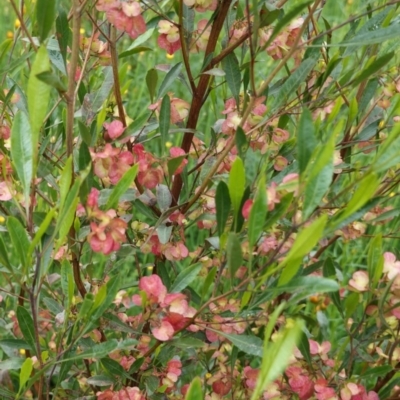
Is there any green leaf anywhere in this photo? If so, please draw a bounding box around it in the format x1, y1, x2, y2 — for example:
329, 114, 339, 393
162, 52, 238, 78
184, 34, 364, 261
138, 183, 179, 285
159, 95, 171, 149
90, 275, 121, 321
202, 266, 217, 299
119, 46, 153, 58
16, 307, 37, 356
185, 377, 203, 400
235, 126, 249, 160
0, 234, 12, 271
28, 45, 51, 174
11, 111, 33, 205
106, 164, 138, 209
83, 67, 114, 124
272, 57, 318, 112
202, 67, 225, 77
146, 68, 158, 102
334, 173, 379, 225
297, 108, 316, 175
55, 7, 69, 65
228, 158, 245, 218
168, 155, 186, 177
7, 217, 30, 271
303, 162, 333, 220
251, 319, 304, 400
368, 233, 383, 289
156, 224, 173, 244
171, 337, 205, 349
121, 112, 151, 140
55, 178, 81, 243
275, 276, 340, 295
278, 215, 327, 285
86, 375, 115, 386
215, 332, 263, 357
215, 181, 231, 237
170, 263, 202, 293
61, 260, 74, 310
352, 52, 395, 87
226, 233, 243, 281
19, 358, 33, 393
297, 332, 312, 365
59, 156, 72, 211
158, 63, 182, 99
36, 0, 55, 42
77, 293, 94, 320
222, 52, 241, 105
373, 123, 400, 173
65, 340, 119, 362
156, 184, 172, 212
0, 339, 31, 351
27, 208, 56, 260
341, 23, 400, 47
265, 192, 292, 230
248, 175, 267, 248
35, 70, 67, 92
101, 357, 132, 380
0, 358, 24, 370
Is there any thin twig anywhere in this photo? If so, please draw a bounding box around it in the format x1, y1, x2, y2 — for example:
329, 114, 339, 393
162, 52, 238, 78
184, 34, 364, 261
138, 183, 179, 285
9, 0, 37, 51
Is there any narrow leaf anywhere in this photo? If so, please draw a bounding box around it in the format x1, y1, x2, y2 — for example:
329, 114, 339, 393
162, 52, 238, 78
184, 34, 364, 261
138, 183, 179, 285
235, 126, 249, 160
185, 377, 203, 400
303, 162, 333, 220
158, 63, 182, 99
168, 155, 186, 177
222, 52, 241, 105
7, 217, 30, 271
146, 68, 158, 102
16, 307, 37, 356
106, 164, 138, 209
202, 68, 225, 76
159, 95, 171, 149
28, 45, 51, 174
66, 340, 119, 361
352, 52, 395, 87
56, 178, 81, 243
61, 260, 74, 310
170, 263, 202, 293
341, 23, 400, 47
156, 224, 173, 244
35, 70, 67, 92
228, 158, 245, 217
55, 7, 69, 64
251, 319, 304, 399
215, 181, 231, 237
101, 358, 132, 381
297, 108, 316, 174
27, 208, 56, 260
19, 357, 33, 392
90, 275, 121, 321
248, 175, 267, 248
272, 57, 317, 111
0, 234, 12, 271
227, 233, 243, 280
335, 173, 379, 225
36, 0, 55, 41
11, 111, 33, 204
214, 332, 263, 357
156, 184, 172, 212
278, 215, 327, 285
367, 233, 383, 289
